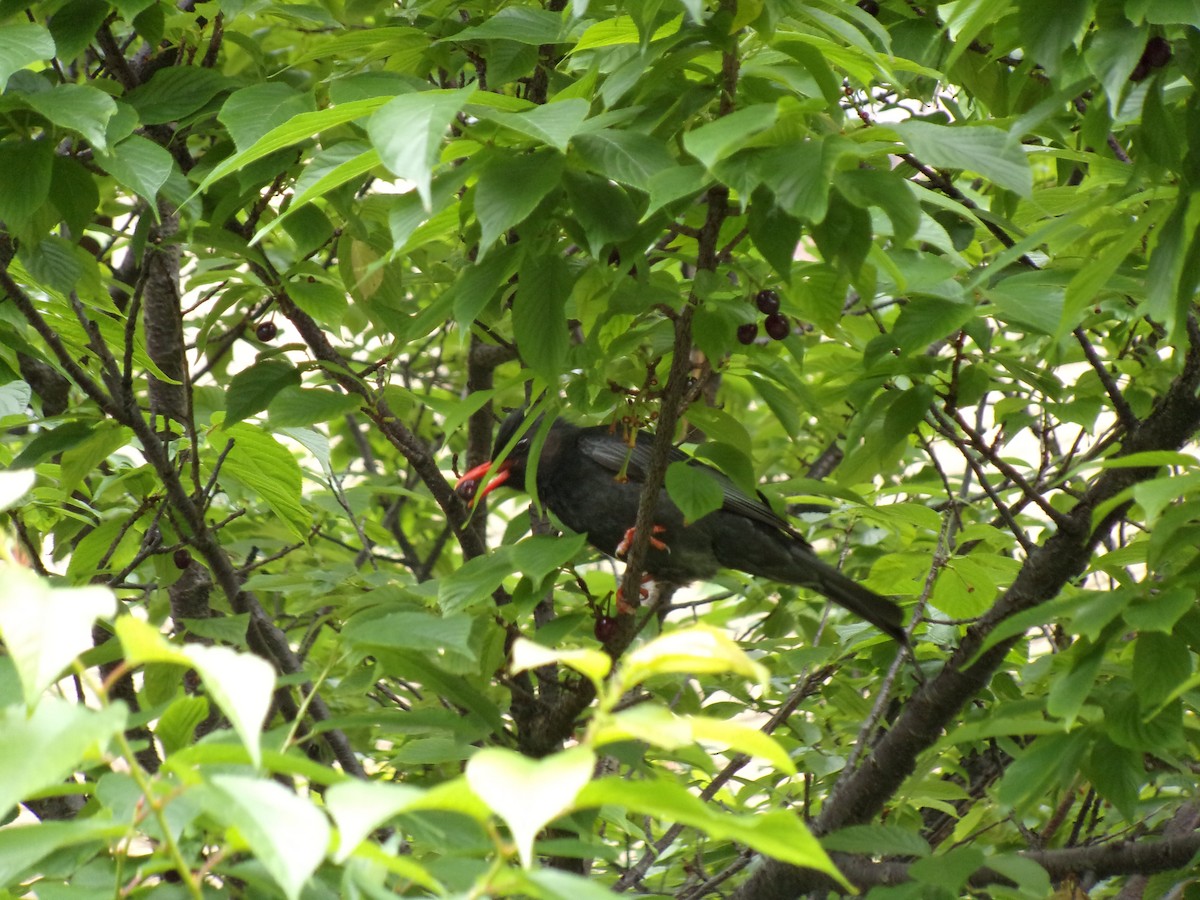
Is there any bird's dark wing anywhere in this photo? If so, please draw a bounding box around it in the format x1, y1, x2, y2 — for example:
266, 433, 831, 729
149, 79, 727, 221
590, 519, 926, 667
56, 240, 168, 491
576, 428, 795, 533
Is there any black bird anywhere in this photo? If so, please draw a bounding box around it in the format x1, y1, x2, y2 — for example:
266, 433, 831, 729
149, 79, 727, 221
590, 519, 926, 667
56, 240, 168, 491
456, 412, 906, 643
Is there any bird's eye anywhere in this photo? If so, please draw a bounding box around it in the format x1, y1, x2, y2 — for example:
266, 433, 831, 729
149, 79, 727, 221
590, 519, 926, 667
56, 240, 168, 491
515, 436, 530, 450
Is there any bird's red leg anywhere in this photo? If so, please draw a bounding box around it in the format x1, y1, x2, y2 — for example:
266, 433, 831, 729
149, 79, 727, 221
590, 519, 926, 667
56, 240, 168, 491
615, 524, 668, 557
613, 525, 667, 611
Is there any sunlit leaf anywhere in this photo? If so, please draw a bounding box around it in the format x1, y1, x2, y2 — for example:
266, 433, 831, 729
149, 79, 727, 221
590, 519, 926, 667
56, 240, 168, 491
466, 746, 595, 868
0, 700, 127, 818
205, 775, 331, 900
0, 567, 115, 706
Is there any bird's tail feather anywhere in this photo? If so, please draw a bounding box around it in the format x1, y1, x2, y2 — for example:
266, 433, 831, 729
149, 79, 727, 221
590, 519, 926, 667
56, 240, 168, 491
793, 552, 907, 644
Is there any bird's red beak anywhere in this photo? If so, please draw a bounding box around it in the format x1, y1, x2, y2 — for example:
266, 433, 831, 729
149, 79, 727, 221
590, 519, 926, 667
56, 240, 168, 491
455, 459, 512, 503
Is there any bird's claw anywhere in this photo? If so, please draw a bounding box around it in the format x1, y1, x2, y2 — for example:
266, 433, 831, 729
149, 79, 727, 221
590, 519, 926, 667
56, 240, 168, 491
615, 524, 669, 558
615, 574, 654, 613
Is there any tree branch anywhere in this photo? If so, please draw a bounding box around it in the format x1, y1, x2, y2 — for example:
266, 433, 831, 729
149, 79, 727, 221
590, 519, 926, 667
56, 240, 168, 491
829, 830, 1200, 890
732, 321, 1200, 898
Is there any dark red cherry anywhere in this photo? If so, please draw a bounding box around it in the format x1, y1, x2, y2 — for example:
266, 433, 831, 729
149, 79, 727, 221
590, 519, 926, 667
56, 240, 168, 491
755, 289, 781, 315
256, 321, 278, 341
736, 322, 759, 345
764, 313, 790, 340
1143, 36, 1171, 69
594, 615, 619, 641
173, 549, 191, 570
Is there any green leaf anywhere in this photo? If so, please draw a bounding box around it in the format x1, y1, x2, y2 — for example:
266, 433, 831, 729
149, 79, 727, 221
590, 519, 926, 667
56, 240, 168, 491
810, 189, 872, 273
572, 13, 681, 52
0, 24, 55, 92
0, 567, 116, 706
897, 121, 1032, 196
1145, 197, 1189, 332
155, 695, 210, 757
510, 638, 613, 687
115, 616, 189, 667
325, 780, 426, 864
254, 143, 379, 246
748, 192, 802, 281
882, 383, 934, 455
664, 461, 725, 524
692, 441, 756, 496
757, 139, 831, 222
986, 271, 1067, 336
448, 242, 521, 328
438, 549, 515, 614
932, 555, 996, 619
823, 824, 932, 858
0, 699, 127, 818
267, 385, 361, 428
476, 151, 565, 253
220, 423, 312, 541
466, 746, 595, 868
24, 235, 85, 293
1085, 23, 1145, 114
523, 869, 639, 900
197, 96, 390, 191
836, 168, 920, 246
218, 83, 317, 153
0, 380, 30, 421
622, 625, 769, 689
683, 104, 778, 171
0, 470, 34, 512
1133, 632, 1192, 711
290, 25, 425, 66
887, 297, 976, 353
49, 155, 100, 238
369, 87, 475, 209
225, 359, 302, 426
448, 8, 568, 44
65, 516, 129, 581
0, 139, 52, 229
9, 418, 99, 469
511, 532, 589, 582
179, 613, 250, 645
595, 705, 797, 774
1065, 201, 1156, 331
573, 129, 675, 191
95, 134, 174, 204
908, 848, 986, 893
117, 617, 275, 767
996, 733, 1087, 810
563, 171, 638, 255
204, 775, 332, 900
23, 84, 117, 151
1082, 737, 1142, 821
343, 610, 478, 670
984, 855, 1052, 896
474, 98, 590, 153
1017, 0, 1089, 75
513, 250, 574, 384
1046, 639, 1105, 727
576, 777, 847, 885
0, 820, 124, 886
745, 372, 801, 437
1123, 588, 1196, 633
1131, 471, 1200, 525
124, 65, 231, 124
1107, 693, 1183, 752
45, 0, 109, 62
644, 163, 709, 220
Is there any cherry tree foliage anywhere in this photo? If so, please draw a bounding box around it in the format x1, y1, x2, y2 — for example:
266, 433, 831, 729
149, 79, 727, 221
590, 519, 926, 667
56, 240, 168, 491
1, 1, 1199, 897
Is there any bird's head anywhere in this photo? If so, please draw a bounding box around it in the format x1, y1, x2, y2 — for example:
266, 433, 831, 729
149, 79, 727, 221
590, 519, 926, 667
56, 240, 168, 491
455, 410, 543, 502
